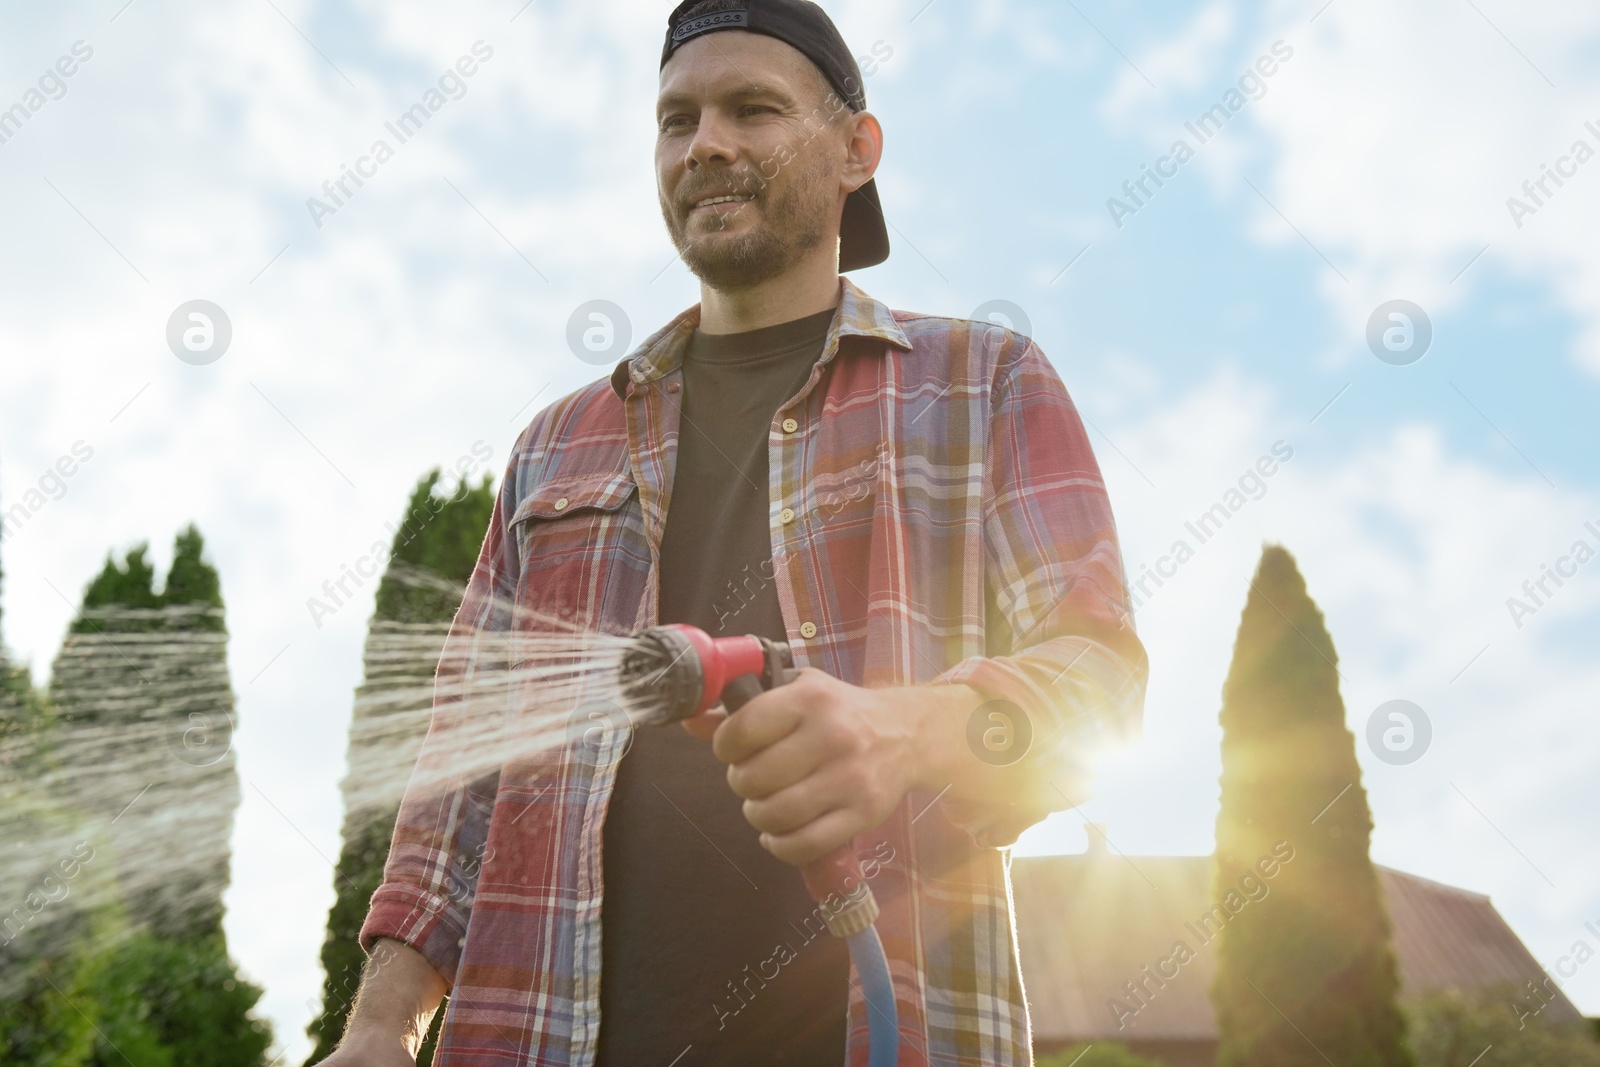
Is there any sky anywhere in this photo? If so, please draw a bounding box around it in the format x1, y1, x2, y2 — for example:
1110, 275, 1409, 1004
2, 0, 1598, 1061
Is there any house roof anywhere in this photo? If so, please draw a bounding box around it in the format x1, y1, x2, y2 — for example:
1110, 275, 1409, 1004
1010, 851, 1582, 1044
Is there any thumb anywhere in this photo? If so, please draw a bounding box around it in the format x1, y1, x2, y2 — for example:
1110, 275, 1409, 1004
680, 707, 727, 743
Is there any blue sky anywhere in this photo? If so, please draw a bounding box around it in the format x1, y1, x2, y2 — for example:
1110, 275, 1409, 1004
2, 0, 1598, 1060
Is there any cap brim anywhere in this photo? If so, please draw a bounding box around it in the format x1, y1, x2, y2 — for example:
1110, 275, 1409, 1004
839, 178, 890, 272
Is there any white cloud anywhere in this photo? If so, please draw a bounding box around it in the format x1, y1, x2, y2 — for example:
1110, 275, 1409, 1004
1250, 0, 1600, 370
1102, 0, 1240, 118
1096, 0, 1600, 371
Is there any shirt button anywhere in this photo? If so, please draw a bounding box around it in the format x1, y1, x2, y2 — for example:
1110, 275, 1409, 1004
554, 498, 569, 511
799, 621, 818, 640
668, 382, 680, 393
780, 507, 796, 524
781, 417, 799, 434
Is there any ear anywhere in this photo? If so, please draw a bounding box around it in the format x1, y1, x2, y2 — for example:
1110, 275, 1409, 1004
841, 110, 883, 195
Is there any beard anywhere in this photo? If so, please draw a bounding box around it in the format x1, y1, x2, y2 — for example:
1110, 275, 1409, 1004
660, 155, 835, 292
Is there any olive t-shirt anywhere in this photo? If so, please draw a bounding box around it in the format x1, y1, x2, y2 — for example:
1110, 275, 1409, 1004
596, 307, 850, 1066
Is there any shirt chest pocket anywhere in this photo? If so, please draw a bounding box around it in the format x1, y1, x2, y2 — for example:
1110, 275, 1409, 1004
510, 472, 645, 626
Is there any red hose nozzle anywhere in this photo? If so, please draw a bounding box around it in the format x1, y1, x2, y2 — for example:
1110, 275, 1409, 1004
620, 623, 789, 723
620, 624, 881, 938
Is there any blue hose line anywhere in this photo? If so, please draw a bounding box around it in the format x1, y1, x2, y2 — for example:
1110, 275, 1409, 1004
846, 925, 899, 1067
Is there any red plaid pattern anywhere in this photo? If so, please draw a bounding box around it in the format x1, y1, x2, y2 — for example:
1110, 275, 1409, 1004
360, 279, 1147, 1066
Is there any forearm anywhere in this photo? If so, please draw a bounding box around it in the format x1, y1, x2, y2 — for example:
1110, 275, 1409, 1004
898, 682, 1062, 810
903, 632, 1146, 845
340, 938, 448, 1055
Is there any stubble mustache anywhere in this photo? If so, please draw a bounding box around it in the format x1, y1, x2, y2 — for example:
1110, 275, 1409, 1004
675, 170, 769, 220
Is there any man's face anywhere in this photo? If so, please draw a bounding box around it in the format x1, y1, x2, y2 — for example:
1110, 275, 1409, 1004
656, 31, 851, 292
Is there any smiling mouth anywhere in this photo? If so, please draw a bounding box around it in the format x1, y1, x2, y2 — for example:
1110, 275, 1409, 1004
689, 193, 757, 213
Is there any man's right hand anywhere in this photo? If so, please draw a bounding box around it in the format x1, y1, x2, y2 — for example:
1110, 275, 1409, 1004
318, 938, 448, 1066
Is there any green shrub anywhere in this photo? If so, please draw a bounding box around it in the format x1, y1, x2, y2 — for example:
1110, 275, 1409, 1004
1, 916, 271, 1067
83, 928, 272, 1067
1409, 984, 1600, 1067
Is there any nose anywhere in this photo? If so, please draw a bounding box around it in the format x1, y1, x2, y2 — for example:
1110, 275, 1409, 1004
684, 107, 738, 173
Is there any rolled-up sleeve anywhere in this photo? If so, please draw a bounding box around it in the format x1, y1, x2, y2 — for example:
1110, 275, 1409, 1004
936, 338, 1148, 848
357, 462, 523, 986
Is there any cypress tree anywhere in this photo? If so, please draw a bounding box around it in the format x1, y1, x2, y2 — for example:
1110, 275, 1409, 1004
164, 525, 227, 630
1210, 545, 1412, 1067
72, 543, 163, 626
50, 526, 239, 935
3, 524, 268, 1065
305, 470, 494, 1066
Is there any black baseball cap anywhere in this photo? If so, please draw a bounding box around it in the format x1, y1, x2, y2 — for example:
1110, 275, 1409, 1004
660, 0, 890, 272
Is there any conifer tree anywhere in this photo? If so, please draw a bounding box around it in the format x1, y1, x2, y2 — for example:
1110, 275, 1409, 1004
164, 525, 227, 631
1211, 545, 1412, 1067
305, 470, 494, 1066
72, 543, 162, 626
3, 524, 269, 1065
50, 525, 238, 936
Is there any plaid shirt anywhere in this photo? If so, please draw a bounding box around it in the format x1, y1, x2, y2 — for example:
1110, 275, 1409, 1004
361, 278, 1147, 1066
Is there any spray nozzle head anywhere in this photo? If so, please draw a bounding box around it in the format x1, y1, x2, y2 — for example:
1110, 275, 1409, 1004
619, 624, 790, 724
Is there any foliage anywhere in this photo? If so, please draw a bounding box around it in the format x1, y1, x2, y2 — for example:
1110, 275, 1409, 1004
305, 469, 493, 1065
1036, 1042, 1167, 1067
82, 928, 273, 1067
372, 471, 495, 624
161, 525, 226, 626
71, 525, 225, 634
73, 544, 162, 630
0, 950, 99, 1067
0, 915, 272, 1067
1210, 546, 1413, 1067
1, 522, 267, 1063
50, 526, 237, 937
0, 660, 54, 777
1408, 984, 1600, 1067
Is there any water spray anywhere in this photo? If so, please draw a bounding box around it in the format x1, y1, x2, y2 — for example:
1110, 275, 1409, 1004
7, 561, 901, 1060
619, 623, 901, 1067
354, 614, 901, 1061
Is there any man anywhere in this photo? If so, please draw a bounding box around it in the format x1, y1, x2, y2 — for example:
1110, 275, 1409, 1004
324, 2, 1146, 1064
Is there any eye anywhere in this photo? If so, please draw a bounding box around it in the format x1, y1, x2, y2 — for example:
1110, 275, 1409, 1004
659, 114, 693, 133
